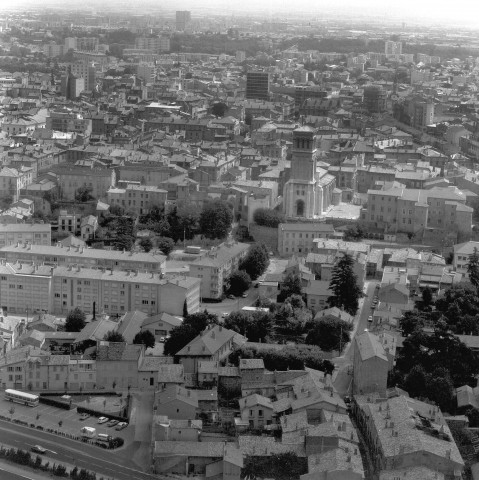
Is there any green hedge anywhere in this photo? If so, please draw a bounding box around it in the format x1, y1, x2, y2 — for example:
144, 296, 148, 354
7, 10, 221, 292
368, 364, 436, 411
38, 396, 72, 410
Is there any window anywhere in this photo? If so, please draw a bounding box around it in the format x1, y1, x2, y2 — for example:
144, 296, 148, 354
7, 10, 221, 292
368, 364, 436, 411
142, 300, 149, 305
258, 409, 263, 417
135, 285, 140, 289
55, 293, 60, 298
0, 276, 5, 280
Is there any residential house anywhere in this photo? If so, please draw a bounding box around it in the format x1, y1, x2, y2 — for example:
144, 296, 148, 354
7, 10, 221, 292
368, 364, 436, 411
0, 223, 51, 247
140, 312, 183, 343
176, 325, 246, 374
239, 393, 275, 428
156, 385, 199, 420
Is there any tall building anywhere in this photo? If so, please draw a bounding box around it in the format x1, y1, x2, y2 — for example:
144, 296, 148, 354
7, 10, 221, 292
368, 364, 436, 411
363, 85, 387, 113
283, 127, 336, 219
135, 36, 170, 53
245, 71, 270, 101
60, 74, 85, 100
385, 40, 402, 55
175, 11, 191, 31
70, 61, 96, 91
405, 96, 434, 128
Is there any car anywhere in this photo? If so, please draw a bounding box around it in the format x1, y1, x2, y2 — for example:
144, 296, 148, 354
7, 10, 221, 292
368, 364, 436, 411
97, 417, 109, 424
227, 294, 235, 299
79, 413, 90, 421
254, 283, 259, 288
368, 315, 373, 323
159, 336, 165, 343
107, 419, 119, 427
31, 445, 46, 454
115, 422, 128, 431
241, 292, 248, 298
221, 312, 229, 318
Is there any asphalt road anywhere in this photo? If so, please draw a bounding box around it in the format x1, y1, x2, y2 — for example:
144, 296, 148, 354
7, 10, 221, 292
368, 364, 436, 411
333, 280, 379, 395
200, 288, 258, 317
0, 421, 157, 480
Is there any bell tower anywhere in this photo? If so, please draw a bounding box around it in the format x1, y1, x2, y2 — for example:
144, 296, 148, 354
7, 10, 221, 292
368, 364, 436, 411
290, 126, 317, 181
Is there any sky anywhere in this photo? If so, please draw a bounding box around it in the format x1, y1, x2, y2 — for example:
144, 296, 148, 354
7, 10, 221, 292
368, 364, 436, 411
1, 0, 479, 27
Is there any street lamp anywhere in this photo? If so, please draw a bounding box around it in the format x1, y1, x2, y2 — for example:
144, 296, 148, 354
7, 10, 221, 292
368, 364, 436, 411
25, 307, 29, 324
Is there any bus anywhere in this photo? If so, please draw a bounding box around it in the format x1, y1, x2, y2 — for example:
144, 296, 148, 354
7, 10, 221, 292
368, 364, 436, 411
96, 434, 112, 443
4, 389, 39, 407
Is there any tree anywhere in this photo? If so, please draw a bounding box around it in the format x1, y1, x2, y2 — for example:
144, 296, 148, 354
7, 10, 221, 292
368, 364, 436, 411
305, 316, 353, 352
156, 237, 175, 255
199, 199, 233, 239
399, 311, 425, 336
277, 272, 303, 303
164, 310, 218, 356
224, 310, 273, 342
421, 286, 433, 308
240, 243, 269, 280
133, 330, 155, 349
211, 102, 227, 117
75, 185, 93, 202
103, 330, 125, 342
167, 204, 200, 243
468, 247, 479, 288
327, 253, 362, 315
65, 307, 86, 332
253, 208, 285, 228
228, 270, 252, 296
403, 365, 428, 398
139, 238, 153, 252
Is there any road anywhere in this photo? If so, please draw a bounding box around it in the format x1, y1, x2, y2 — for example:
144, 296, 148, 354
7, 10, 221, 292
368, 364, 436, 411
200, 288, 258, 317
333, 280, 379, 396
0, 421, 158, 480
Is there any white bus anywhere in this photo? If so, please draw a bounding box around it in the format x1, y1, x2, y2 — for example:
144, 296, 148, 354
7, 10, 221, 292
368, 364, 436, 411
4, 389, 39, 407
96, 434, 112, 443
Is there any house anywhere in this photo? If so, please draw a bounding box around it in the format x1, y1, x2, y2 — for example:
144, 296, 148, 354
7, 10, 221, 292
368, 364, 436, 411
73, 319, 119, 345
153, 441, 243, 479
352, 331, 389, 396
18, 329, 45, 349
239, 393, 275, 428
198, 361, 219, 388
314, 307, 353, 324
153, 416, 202, 441
453, 241, 479, 277
140, 312, 183, 342
304, 280, 332, 313
95, 342, 144, 389
377, 283, 410, 306
156, 385, 199, 420
80, 215, 98, 241
158, 364, 186, 390
176, 325, 246, 374
138, 356, 174, 390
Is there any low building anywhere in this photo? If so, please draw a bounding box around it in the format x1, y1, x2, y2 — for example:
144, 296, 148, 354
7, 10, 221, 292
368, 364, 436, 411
140, 312, 182, 342
0, 224, 51, 247
106, 184, 167, 216
277, 222, 339, 256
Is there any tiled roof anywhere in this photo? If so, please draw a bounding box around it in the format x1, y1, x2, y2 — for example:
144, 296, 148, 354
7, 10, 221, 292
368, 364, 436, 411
96, 342, 143, 361
239, 358, 264, 370
176, 325, 246, 357
157, 364, 185, 383
355, 331, 388, 362
74, 319, 119, 344
116, 311, 148, 343
157, 385, 198, 408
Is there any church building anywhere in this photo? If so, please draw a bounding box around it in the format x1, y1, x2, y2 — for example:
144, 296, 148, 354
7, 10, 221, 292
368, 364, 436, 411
283, 126, 336, 219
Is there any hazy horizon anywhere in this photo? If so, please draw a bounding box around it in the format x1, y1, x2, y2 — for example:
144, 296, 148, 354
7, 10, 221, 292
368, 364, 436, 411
1, 0, 479, 28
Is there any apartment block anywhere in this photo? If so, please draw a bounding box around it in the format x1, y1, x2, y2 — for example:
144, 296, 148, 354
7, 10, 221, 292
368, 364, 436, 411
0, 244, 166, 272
363, 186, 472, 236
453, 241, 479, 276
189, 241, 250, 300
0, 224, 51, 247
0, 262, 200, 317
107, 184, 167, 216
46, 109, 92, 134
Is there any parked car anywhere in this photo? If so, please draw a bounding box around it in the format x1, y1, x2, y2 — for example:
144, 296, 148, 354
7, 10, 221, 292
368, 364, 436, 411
241, 292, 248, 298
115, 422, 128, 431
227, 294, 235, 299
31, 445, 46, 454
79, 413, 90, 421
97, 417, 109, 424
159, 336, 165, 343
221, 312, 229, 318
368, 315, 373, 323
107, 419, 119, 427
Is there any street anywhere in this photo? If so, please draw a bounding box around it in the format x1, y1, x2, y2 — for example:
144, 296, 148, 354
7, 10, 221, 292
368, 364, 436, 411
332, 280, 379, 396
200, 288, 258, 317
0, 421, 157, 480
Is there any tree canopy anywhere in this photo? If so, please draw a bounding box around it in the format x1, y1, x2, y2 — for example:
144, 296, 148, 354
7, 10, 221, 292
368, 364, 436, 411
227, 269, 252, 296
467, 248, 479, 289
305, 316, 353, 352
327, 253, 362, 315
253, 208, 285, 228
239, 243, 269, 280
103, 331, 125, 342
199, 199, 233, 239
133, 330, 155, 349
277, 272, 303, 303
65, 308, 86, 332
223, 310, 273, 342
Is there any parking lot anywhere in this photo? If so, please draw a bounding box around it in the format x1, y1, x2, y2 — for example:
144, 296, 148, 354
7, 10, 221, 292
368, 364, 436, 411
0, 396, 134, 445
